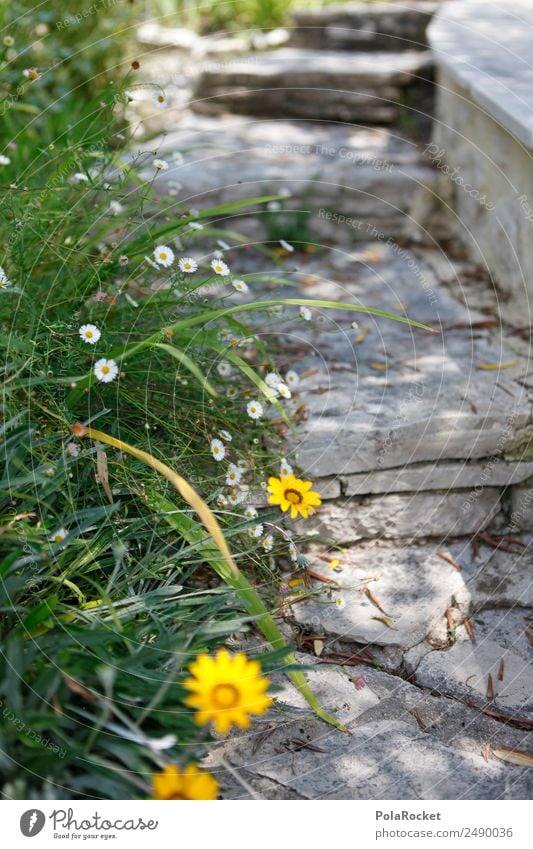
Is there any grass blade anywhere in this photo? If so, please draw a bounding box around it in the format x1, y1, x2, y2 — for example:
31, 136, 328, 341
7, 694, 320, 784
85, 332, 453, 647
76, 424, 347, 732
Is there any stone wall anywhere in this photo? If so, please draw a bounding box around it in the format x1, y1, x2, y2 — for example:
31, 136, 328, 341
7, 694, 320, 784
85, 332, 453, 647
428, 0, 533, 324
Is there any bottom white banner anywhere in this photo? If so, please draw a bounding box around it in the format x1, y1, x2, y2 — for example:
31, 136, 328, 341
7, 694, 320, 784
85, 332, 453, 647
2, 799, 531, 848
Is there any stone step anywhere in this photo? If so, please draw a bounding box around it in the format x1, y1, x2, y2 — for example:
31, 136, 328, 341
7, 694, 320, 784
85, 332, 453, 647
300, 489, 504, 545
270, 246, 532, 489
148, 114, 453, 243
289, 1, 438, 51
290, 538, 533, 662
192, 48, 433, 123
206, 647, 533, 798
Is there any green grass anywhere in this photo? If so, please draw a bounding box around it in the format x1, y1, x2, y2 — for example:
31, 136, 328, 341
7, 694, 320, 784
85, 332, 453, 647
0, 0, 431, 799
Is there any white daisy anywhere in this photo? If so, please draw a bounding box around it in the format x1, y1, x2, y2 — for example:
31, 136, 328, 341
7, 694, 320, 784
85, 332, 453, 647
153, 92, 168, 109
66, 442, 80, 458
265, 372, 281, 388
216, 361, 232, 378
299, 306, 312, 321
232, 279, 248, 293
227, 489, 245, 506
244, 505, 258, 519
23, 67, 40, 81
227, 386, 238, 399
249, 523, 264, 539
262, 533, 274, 552
79, 324, 101, 345
225, 464, 242, 486
50, 527, 67, 544
246, 400, 263, 420
277, 383, 291, 399
188, 222, 204, 231
210, 259, 230, 276
153, 158, 169, 171
237, 459, 250, 473
3, 36, 14, 47
109, 200, 124, 215
288, 541, 298, 562
219, 429, 232, 442
280, 239, 294, 252
334, 596, 346, 610
72, 172, 89, 183
94, 358, 119, 383
285, 370, 299, 388
153, 244, 175, 267
210, 438, 225, 462
267, 201, 281, 211
351, 321, 359, 330
172, 151, 184, 164
0, 265, 11, 289
178, 257, 197, 273
0, 155, 10, 166
280, 458, 293, 476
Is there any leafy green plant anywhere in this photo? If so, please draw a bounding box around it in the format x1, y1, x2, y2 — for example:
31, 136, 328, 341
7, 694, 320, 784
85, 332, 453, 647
0, 4, 431, 799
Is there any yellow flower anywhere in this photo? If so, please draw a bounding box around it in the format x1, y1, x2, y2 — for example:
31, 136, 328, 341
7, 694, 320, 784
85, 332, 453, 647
183, 649, 271, 734
267, 473, 321, 519
153, 764, 218, 800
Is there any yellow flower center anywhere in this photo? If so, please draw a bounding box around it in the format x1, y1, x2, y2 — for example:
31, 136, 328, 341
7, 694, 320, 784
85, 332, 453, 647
101, 365, 110, 375
211, 683, 240, 709
54, 534, 63, 542
284, 488, 303, 505
86, 331, 93, 338
157, 95, 164, 102
159, 252, 167, 260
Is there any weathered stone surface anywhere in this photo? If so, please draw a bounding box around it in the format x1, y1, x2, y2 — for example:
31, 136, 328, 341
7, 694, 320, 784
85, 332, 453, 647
292, 544, 466, 648
206, 660, 533, 799
448, 542, 533, 611
428, 0, 533, 323
303, 489, 502, 543
509, 485, 533, 531
209, 715, 530, 800
193, 48, 433, 122
280, 247, 532, 477
342, 460, 533, 496
275, 655, 380, 722
416, 608, 533, 719
151, 114, 453, 242
429, 0, 533, 148
290, 2, 437, 51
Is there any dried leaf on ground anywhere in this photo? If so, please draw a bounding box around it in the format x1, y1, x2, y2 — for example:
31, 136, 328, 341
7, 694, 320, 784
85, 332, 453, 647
492, 749, 533, 768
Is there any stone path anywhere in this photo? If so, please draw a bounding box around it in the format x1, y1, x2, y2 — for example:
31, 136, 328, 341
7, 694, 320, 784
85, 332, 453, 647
136, 1, 533, 798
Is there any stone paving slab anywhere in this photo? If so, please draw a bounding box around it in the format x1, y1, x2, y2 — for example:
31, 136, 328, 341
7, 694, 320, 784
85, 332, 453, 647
290, 1, 437, 51
150, 114, 451, 242
206, 659, 533, 799
305, 489, 502, 544
415, 608, 533, 720
341, 460, 533, 495
271, 246, 533, 478
193, 48, 433, 122
447, 541, 533, 612
291, 543, 466, 648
